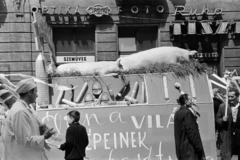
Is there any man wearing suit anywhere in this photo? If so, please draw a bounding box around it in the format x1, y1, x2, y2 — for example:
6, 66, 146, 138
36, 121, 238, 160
229, 88, 240, 159
59, 110, 89, 160
216, 88, 240, 160
174, 93, 206, 160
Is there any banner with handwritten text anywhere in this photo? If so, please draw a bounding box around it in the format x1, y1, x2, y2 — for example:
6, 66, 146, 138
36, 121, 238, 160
37, 104, 217, 160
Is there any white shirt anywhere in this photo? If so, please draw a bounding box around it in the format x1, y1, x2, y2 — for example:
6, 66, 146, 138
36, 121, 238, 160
231, 103, 239, 123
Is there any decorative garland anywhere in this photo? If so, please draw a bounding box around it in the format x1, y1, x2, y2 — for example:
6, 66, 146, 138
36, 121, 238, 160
51, 60, 209, 78
125, 59, 208, 77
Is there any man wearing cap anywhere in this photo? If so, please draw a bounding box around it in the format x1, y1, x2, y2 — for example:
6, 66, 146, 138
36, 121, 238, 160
2, 78, 55, 160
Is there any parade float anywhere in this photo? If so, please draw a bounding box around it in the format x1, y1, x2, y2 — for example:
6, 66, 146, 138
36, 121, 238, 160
2, 0, 240, 159
0, 6, 223, 160
0, 45, 219, 159
0, 40, 220, 159
36, 51, 219, 160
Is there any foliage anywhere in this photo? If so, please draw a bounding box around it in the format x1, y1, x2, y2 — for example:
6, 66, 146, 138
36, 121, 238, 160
50, 60, 209, 78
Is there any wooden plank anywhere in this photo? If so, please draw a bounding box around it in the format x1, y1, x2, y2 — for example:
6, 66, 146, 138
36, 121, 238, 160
0, 63, 10, 72
0, 62, 35, 71
96, 51, 118, 61
0, 42, 50, 52
0, 52, 40, 62
96, 33, 117, 42
224, 57, 240, 67
0, 23, 31, 33
97, 42, 117, 52
0, 33, 32, 42
0, 43, 31, 52
0, 13, 31, 23
224, 48, 240, 58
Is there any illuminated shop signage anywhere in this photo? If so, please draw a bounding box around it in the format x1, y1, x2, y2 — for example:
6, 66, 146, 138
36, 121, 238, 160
173, 6, 223, 16
86, 4, 111, 17
41, 4, 111, 16
129, 5, 165, 14
56, 56, 95, 63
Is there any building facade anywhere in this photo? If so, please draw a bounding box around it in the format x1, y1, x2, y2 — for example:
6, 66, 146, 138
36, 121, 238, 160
1, 0, 240, 81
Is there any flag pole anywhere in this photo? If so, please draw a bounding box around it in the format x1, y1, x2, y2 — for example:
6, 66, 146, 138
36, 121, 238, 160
224, 79, 229, 118
32, 8, 42, 52
224, 71, 234, 118
32, 7, 50, 107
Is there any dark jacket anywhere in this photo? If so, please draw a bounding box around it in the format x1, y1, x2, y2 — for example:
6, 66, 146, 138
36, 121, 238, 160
213, 97, 223, 131
216, 103, 232, 159
174, 106, 205, 160
60, 122, 89, 160
232, 106, 240, 155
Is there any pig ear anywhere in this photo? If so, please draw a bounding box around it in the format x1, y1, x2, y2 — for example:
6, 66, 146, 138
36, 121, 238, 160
116, 58, 123, 69
189, 50, 197, 55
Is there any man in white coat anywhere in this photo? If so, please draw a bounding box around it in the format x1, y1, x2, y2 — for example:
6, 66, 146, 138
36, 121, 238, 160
2, 78, 55, 160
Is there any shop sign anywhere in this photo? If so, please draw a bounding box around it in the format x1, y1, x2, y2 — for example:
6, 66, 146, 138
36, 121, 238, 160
56, 56, 95, 63
173, 6, 223, 16
129, 5, 165, 14
86, 4, 111, 17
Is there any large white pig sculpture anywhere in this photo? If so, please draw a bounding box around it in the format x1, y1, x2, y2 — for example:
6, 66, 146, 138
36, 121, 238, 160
55, 61, 120, 76
54, 46, 197, 76
117, 46, 197, 72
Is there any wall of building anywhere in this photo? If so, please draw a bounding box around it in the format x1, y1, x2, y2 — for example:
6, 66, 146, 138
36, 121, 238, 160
1, 0, 240, 79
0, 0, 34, 81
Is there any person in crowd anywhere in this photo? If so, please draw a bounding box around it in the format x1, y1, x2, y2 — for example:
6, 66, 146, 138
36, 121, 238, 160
228, 88, 240, 159
213, 88, 224, 127
59, 110, 89, 160
2, 78, 55, 160
174, 93, 206, 160
216, 87, 240, 160
212, 88, 224, 149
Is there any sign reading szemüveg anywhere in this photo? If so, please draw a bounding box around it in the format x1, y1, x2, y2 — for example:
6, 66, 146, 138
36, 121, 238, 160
56, 56, 95, 63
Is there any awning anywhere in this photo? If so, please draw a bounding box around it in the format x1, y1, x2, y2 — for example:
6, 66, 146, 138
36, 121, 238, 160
201, 21, 213, 34
188, 21, 196, 34
172, 21, 184, 35
215, 21, 228, 34
235, 21, 240, 33
171, 20, 230, 36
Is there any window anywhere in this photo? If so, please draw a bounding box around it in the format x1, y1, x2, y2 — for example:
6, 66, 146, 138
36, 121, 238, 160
53, 27, 95, 63
118, 26, 157, 56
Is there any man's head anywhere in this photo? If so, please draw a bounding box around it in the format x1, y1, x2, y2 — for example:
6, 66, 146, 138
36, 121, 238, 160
177, 93, 189, 106
67, 110, 80, 124
15, 78, 37, 104
228, 88, 239, 106
0, 85, 17, 109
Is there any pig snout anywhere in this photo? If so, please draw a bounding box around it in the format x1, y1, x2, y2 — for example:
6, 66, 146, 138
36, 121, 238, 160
188, 50, 198, 59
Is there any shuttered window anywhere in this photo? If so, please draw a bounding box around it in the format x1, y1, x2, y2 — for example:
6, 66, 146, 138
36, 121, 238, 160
53, 27, 95, 63
118, 26, 157, 56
